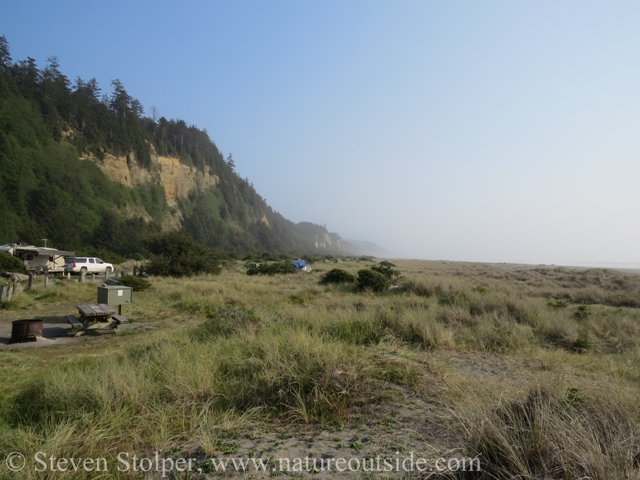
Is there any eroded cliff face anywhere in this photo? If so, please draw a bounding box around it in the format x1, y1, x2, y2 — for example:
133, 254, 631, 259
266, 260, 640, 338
83, 150, 218, 206
315, 233, 346, 251
82, 147, 352, 254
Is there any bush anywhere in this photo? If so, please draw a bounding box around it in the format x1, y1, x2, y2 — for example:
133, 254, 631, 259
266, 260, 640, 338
370, 264, 401, 279
0, 253, 27, 274
246, 262, 298, 276
574, 305, 591, 320
117, 275, 152, 291
357, 269, 390, 292
319, 268, 357, 285
144, 233, 221, 277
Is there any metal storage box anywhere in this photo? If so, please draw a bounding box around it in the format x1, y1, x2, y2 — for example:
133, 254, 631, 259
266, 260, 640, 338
97, 285, 133, 306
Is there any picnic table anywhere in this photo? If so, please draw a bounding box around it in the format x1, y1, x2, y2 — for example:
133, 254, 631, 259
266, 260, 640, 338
66, 303, 126, 336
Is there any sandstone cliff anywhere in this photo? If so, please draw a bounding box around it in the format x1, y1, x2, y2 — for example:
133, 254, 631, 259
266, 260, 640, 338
82, 147, 353, 255
83, 148, 218, 207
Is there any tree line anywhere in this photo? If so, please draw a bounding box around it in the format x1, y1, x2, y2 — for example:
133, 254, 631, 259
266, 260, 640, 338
0, 35, 349, 260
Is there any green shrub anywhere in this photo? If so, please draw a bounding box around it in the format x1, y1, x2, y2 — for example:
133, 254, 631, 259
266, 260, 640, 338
574, 305, 591, 320
573, 333, 592, 353
319, 268, 357, 285
144, 233, 221, 277
246, 262, 298, 276
0, 253, 27, 274
357, 269, 390, 292
370, 264, 402, 279
547, 299, 569, 308
117, 275, 152, 291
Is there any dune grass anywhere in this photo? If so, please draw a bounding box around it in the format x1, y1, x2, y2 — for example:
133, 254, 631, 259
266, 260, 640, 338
0, 260, 639, 479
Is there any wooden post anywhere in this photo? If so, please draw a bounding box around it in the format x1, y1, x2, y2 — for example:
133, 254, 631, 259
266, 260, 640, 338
105, 269, 110, 281
13, 281, 22, 295
66, 272, 71, 280
44, 274, 49, 287
27, 274, 33, 291
0, 286, 12, 303
91, 273, 96, 282
79, 270, 86, 283
133, 265, 137, 277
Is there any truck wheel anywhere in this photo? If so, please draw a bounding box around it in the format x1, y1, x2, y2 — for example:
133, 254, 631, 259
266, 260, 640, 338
80, 267, 87, 273
105, 267, 113, 275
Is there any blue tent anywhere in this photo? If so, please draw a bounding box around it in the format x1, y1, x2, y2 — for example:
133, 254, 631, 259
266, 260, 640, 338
291, 261, 307, 270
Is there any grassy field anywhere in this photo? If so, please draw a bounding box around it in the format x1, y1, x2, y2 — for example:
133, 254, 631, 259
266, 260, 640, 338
1, 259, 639, 479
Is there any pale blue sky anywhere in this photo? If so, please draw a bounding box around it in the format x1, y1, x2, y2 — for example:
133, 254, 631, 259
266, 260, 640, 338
3, 1, 640, 265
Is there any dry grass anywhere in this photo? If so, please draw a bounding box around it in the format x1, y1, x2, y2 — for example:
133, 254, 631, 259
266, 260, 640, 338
1, 260, 639, 479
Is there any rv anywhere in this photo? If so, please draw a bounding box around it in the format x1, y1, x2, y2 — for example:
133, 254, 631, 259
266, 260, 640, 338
0, 243, 76, 274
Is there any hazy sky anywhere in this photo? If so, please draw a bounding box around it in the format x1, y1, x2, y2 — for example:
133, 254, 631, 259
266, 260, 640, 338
3, 1, 640, 265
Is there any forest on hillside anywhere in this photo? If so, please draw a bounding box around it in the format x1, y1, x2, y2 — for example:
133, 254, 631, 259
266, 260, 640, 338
0, 36, 349, 259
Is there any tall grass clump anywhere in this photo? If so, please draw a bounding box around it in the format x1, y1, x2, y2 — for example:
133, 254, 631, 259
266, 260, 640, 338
0, 323, 373, 465
213, 330, 368, 422
458, 385, 640, 479
320, 307, 454, 350
193, 306, 263, 338
402, 279, 445, 297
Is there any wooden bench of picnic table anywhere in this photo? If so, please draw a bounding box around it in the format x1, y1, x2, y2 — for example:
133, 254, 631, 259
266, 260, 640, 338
65, 314, 84, 335
71, 303, 119, 336
111, 314, 129, 324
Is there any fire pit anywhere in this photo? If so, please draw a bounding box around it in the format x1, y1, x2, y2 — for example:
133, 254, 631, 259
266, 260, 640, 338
9, 319, 44, 344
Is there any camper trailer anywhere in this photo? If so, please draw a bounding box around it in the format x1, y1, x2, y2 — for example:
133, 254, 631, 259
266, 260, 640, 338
0, 243, 75, 274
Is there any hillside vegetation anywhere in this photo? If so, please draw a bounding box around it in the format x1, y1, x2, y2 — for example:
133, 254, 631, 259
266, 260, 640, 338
0, 36, 347, 258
